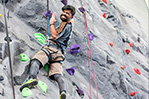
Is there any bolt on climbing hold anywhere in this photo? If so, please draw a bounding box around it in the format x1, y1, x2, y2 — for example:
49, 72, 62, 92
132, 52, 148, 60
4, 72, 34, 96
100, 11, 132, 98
102, 0, 108, 4
88, 33, 94, 41
34, 33, 46, 44
21, 87, 32, 97
78, 7, 85, 13
103, 13, 106, 18
70, 44, 81, 54
121, 65, 126, 70
45, 10, 52, 17
66, 67, 75, 76
20, 53, 29, 62
38, 80, 48, 93
0, 14, 1, 17
76, 88, 84, 98
129, 43, 133, 47
61, 0, 67, 5
125, 49, 130, 54
133, 68, 141, 75
130, 91, 137, 96
109, 43, 113, 47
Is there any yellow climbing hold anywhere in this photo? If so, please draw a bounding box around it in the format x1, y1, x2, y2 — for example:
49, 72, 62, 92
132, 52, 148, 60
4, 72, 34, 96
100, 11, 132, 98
0, 14, 1, 17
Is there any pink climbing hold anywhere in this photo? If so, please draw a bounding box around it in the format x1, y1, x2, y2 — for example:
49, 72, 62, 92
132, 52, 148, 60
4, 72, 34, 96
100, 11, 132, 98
133, 68, 141, 75
125, 49, 130, 54
109, 43, 113, 47
103, 13, 106, 18
102, 0, 107, 4
130, 91, 137, 96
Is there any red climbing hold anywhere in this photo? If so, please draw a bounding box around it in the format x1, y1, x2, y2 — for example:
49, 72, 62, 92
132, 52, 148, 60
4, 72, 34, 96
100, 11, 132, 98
125, 49, 130, 54
130, 91, 137, 96
109, 43, 113, 47
133, 68, 141, 75
121, 65, 126, 70
103, 13, 106, 18
129, 43, 133, 47
102, 0, 107, 4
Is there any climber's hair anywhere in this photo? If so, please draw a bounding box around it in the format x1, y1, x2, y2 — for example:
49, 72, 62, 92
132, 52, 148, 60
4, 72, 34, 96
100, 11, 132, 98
62, 5, 76, 16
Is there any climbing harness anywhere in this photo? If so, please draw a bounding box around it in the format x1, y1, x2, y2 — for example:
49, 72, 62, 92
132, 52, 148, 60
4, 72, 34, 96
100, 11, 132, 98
2, 0, 16, 99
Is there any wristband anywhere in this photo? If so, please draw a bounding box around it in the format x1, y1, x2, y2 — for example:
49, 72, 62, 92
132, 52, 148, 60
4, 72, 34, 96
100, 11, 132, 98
50, 23, 54, 26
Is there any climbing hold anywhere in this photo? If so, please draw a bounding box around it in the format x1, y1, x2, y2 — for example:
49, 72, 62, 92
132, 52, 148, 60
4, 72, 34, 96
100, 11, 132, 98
129, 43, 133, 47
76, 88, 84, 98
0, 75, 4, 81
88, 33, 94, 40
61, 0, 67, 5
109, 43, 113, 47
20, 53, 29, 62
78, 7, 85, 13
103, 13, 106, 18
70, 44, 81, 54
38, 80, 48, 93
102, 0, 107, 4
0, 14, 1, 17
45, 10, 52, 17
44, 64, 49, 73
21, 87, 32, 97
125, 49, 130, 54
34, 33, 46, 44
66, 67, 75, 76
130, 91, 137, 96
121, 65, 126, 70
133, 68, 141, 75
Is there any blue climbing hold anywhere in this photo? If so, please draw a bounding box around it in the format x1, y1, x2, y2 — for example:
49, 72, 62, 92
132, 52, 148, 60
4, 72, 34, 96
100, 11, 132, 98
70, 44, 81, 54
66, 67, 75, 76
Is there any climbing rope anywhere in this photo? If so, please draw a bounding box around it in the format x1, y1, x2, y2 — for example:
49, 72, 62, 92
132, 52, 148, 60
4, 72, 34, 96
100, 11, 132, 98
2, 0, 16, 99
79, 0, 99, 99
47, 0, 50, 37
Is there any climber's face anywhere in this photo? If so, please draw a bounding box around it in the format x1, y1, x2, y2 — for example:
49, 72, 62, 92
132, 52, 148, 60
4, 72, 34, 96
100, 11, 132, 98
60, 10, 73, 22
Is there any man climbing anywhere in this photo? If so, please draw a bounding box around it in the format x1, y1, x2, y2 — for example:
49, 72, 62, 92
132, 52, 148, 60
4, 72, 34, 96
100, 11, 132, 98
20, 5, 76, 99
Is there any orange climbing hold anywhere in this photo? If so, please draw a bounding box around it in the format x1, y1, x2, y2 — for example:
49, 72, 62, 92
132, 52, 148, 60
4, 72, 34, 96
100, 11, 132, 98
130, 91, 137, 96
133, 68, 141, 75
102, 0, 107, 4
125, 49, 130, 54
129, 43, 133, 47
103, 13, 106, 18
121, 65, 126, 70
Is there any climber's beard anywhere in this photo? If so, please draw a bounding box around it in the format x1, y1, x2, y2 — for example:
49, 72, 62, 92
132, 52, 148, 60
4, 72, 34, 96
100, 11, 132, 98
60, 14, 70, 22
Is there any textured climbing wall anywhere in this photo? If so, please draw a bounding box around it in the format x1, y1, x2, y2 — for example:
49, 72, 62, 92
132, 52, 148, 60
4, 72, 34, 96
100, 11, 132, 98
0, 0, 148, 99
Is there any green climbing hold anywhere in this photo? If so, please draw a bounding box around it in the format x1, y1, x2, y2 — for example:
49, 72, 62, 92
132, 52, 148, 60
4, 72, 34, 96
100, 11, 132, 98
20, 53, 29, 62
21, 87, 32, 97
38, 80, 48, 93
44, 64, 49, 73
34, 33, 46, 44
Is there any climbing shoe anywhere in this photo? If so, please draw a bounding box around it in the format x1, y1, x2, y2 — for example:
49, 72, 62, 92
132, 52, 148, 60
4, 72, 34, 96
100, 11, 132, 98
60, 91, 66, 99
20, 79, 38, 92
